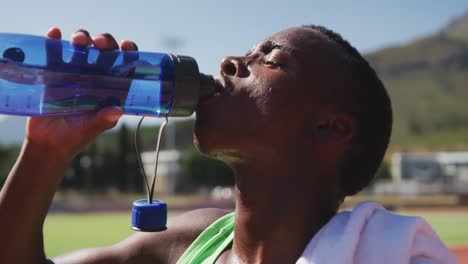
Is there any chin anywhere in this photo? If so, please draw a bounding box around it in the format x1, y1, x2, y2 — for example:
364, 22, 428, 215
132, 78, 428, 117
193, 116, 215, 155
193, 117, 234, 159
192, 133, 205, 154
192, 136, 221, 160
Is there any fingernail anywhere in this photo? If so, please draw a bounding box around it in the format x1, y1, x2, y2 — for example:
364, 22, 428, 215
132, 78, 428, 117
75, 29, 91, 38
47, 27, 62, 39
101, 33, 117, 43
72, 31, 86, 38
71, 32, 89, 46
121, 40, 138, 51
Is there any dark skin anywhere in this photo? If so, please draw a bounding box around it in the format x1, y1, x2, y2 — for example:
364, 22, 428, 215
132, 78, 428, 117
0, 27, 355, 263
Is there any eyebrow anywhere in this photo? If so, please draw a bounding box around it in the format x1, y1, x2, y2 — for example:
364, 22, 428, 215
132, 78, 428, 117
245, 40, 293, 56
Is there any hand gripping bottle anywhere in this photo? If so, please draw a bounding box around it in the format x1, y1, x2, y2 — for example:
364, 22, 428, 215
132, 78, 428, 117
0, 33, 216, 117
0, 33, 217, 232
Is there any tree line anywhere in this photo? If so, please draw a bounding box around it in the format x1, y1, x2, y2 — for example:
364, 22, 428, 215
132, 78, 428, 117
0, 123, 235, 193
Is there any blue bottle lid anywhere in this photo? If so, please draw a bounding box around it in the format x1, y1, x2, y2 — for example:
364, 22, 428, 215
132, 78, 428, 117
131, 199, 167, 232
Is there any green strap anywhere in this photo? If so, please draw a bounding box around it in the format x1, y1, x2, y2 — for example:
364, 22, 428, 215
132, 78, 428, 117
177, 212, 235, 264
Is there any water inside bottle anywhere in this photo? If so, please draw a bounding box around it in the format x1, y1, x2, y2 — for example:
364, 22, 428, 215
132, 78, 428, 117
0, 35, 174, 117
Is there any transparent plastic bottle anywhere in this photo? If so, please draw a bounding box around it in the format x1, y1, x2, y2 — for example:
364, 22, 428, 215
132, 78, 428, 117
0, 33, 215, 117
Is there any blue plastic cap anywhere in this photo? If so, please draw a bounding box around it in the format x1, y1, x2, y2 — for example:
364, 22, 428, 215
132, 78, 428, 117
131, 199, 167, 232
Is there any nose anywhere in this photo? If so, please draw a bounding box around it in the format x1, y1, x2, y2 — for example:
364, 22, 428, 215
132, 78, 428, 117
220, 56, 249, 77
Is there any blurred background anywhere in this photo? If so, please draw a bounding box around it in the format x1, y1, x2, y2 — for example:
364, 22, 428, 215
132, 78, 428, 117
0, 0, 468, 261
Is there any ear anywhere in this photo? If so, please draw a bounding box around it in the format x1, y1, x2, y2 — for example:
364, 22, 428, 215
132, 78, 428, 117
313, 114, 356, 142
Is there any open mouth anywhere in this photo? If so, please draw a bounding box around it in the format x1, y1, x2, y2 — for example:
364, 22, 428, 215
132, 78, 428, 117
197, 77, 225, 107
197, 76, 234, 109
214, 78, 225, 96
214, 76, 235, 96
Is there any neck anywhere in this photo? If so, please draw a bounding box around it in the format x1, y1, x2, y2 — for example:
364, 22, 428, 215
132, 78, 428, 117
224, 149, 339, 264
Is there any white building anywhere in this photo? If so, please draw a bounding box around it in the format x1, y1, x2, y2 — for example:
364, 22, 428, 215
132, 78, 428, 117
385, 151, 468, 194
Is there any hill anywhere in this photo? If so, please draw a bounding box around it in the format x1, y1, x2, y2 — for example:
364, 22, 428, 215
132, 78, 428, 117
366, 11, 468, 149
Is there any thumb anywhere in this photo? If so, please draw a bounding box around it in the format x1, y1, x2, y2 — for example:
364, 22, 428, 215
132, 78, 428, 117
91, 106, 123, 132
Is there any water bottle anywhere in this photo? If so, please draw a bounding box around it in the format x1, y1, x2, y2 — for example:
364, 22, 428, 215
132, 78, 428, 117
0, 33, 216, 117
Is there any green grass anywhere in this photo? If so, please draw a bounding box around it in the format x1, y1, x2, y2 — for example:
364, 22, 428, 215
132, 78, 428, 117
44, 210, 468, 257
400, 210, 468, 247
43, 213, 134, 257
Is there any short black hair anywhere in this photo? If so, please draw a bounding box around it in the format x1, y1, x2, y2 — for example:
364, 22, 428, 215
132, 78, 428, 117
303, 25, 393, 196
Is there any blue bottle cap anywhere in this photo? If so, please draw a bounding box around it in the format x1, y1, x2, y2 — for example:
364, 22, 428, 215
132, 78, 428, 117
131, 199, 167, 232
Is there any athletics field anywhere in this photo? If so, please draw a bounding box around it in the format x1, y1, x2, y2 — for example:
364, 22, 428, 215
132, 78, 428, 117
43, 209, 468, 262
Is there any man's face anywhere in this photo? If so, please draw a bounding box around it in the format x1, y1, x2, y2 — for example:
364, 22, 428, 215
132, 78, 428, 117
194, 27, 344, 156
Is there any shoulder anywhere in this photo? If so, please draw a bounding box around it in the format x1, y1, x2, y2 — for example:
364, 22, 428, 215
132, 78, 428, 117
115, 208, 232, 263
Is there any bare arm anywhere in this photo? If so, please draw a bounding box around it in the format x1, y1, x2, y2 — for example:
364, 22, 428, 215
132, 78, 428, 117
0, 28, 231, 264
0, 141, 72, 263
0, 114, 230, 264
0, 113, 124, 263
0, 27, 127, 264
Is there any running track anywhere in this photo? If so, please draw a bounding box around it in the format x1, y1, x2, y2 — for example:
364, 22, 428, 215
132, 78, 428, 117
451, 246, 468, 263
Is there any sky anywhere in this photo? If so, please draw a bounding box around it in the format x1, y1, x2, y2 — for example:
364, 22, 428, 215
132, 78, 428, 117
0, 0, 467, 125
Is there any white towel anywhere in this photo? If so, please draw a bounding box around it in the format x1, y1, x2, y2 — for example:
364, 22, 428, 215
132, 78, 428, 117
296, 201, 458, 264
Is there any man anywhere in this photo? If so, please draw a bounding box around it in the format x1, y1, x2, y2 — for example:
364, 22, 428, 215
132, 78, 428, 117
0, 26, 456, 263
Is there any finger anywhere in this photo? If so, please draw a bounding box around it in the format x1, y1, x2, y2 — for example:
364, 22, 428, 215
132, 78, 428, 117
93, 33, 119, 51
121, 40, 139, 64
71, 29, 93, 47
46, 27, 63, 66
69, 29, 93, 65
93, 33, 120, 69
87, 106, 123, 135
47, 27, 62, 40
120, 40, 138, 51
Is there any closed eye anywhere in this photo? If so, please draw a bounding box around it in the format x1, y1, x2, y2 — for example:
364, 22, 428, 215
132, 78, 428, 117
263, 60, 284, 68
